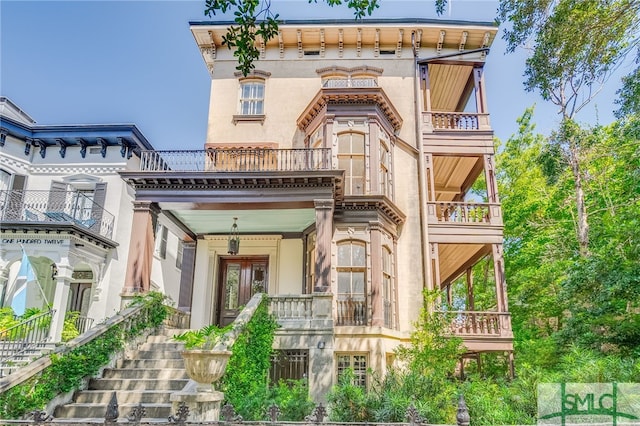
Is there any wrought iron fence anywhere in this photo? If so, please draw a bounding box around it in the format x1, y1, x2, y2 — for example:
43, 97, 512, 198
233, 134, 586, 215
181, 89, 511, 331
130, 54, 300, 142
139, 148, 332, 173
0, 190, 115, 239
0, 309, 54, 378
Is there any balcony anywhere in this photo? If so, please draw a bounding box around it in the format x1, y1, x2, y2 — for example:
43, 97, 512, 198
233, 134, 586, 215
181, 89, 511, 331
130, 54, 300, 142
427, 201, 502, 226
0, 190, 115, 240
139, 148, 332, 172
438, 310, 513, 351
268, 294, 333, 332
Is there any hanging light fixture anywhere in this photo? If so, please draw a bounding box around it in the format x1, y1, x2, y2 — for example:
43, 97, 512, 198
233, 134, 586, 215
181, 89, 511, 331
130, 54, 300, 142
227, 217, 240, 255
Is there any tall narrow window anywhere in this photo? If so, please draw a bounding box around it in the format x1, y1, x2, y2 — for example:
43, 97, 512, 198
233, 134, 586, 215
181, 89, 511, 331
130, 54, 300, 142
337, 241, 366, 325
239, 81, 265, 115
338, 132, 365, 195
382, 246, 394, 328
379, 141, 390, 197
176, 240, 184, 269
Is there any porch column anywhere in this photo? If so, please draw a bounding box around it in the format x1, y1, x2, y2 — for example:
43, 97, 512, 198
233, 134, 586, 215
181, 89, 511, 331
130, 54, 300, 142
419, 64, 433, 132
122, 201, 157, 299
370, 221, 383, 327
313, 199, 334, 293
466, 268, 475, 311
473, 66, 488, 114
49, 260, 72, 343
492, 244, 508, 312
483, 154, 499, 204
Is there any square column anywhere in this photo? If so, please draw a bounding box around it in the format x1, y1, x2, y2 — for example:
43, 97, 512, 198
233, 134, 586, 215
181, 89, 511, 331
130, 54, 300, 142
122, 201, 157, 301
313, 199, 334, 293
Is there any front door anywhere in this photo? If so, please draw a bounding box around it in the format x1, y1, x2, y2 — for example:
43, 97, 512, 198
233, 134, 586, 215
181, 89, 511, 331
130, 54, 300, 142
218, 257, 268, 326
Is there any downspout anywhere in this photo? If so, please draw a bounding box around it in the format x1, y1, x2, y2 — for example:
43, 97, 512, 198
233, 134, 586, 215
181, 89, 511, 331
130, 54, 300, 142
412, 38, 433, 312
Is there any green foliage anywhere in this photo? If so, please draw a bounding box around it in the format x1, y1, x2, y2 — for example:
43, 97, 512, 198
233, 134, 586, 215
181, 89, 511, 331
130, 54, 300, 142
173, 324, 232, 350
328, 292, 465, 424
220, 297, 279, 420
267, 379, 315, 421
498, 0, 640, 118
0, 308, 19, 333
0, 292, 169, 419
61, 311, 80, 342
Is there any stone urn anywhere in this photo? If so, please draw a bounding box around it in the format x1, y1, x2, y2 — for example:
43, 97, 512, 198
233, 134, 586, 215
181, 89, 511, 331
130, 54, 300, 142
181, 349, 232, 393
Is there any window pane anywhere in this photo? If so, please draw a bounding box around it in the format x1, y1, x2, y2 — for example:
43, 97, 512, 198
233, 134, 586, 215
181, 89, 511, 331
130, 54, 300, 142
353, 272, 365, 295
338, 244, 350, 265
338, 272, 351, 294
352, 244, 365, 266
224, 264, 241, 309
351, 134, 365, 154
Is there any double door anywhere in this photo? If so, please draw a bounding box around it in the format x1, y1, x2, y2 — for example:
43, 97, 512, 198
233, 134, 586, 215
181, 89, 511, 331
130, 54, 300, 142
218, 257, 268, 326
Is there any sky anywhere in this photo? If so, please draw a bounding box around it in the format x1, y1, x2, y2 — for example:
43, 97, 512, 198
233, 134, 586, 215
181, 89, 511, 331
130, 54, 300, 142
0, 0, 631, 151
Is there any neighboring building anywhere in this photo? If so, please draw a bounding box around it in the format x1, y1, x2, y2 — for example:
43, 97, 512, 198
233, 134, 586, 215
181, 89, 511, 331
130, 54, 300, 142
118, 18, 513, 401
0, 97, 188, 342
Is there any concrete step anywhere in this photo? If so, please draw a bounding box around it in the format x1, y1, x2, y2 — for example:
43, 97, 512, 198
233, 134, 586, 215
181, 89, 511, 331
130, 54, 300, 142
54, 402, 173, 419
102, 368, 188, 380
116, 358, 185, 369
88, 378, 189, 391
137, 341, 184, 351
74, 390, 176, 404
135, 350, 183, 360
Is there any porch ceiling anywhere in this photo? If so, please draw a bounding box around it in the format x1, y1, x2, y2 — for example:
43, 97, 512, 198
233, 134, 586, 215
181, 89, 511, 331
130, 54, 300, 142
438, 243, 489, 286
428, 63, 474, 112
167, 207, 315, 235
433, 156, 483, 201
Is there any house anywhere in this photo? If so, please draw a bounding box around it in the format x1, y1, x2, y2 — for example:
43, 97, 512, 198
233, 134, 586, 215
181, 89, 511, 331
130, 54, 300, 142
118, 18, 513, 401
0, 96, 188, 346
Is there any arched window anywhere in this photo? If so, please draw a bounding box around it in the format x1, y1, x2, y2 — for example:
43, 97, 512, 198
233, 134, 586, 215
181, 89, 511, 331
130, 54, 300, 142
337, 241, 366, 325
338, 132, 365, 195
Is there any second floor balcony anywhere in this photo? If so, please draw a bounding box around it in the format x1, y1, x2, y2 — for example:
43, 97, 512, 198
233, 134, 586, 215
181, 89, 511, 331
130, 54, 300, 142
139, 148, 332, 173
427, 201, 502, 226
0, 190, 115, 240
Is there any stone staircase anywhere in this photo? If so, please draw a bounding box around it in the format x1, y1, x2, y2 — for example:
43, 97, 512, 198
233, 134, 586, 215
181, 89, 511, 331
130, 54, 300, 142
0, 342, 56, 378
53, 328, 188, 422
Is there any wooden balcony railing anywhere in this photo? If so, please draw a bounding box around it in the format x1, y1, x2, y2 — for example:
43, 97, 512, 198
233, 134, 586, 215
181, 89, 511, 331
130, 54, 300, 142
427, 201, 502, 226
0, 190, 115, 239
139, 148, 332, 172
438, 311, 512, 338
422, 111, 491, 131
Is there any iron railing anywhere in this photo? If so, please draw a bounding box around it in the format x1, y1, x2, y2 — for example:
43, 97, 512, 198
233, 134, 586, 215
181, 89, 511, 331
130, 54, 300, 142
70, 315, 94, 335
139, 148, 332, 173
0, 190, 115, 239
0, 309, 54, 378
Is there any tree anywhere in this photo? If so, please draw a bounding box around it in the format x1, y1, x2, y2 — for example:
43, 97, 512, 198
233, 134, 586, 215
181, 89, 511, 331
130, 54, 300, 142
203, 0, 448, 75
497, 0, 640, 255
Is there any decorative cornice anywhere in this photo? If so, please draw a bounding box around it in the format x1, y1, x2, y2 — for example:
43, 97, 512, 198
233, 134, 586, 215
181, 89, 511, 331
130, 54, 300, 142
233, 69, 272, 80
77, 138, 88, 158
338, 195, 406, 226
0, 129, 7, 147
297, 87, 403, 132
56, 138, 67, 158
316, 65, 384, 78
24, 137, 32, 155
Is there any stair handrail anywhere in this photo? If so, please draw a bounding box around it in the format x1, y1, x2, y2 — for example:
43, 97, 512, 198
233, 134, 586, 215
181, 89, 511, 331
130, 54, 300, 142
0, 301, 164, 395
0, 309, 55, 378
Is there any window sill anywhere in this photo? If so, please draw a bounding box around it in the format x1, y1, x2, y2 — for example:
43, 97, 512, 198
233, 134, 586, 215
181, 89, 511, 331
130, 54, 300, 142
233, 114, 265, 124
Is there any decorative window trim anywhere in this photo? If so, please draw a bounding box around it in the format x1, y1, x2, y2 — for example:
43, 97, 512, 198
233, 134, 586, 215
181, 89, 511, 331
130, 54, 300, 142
232, 114, 266, 124
234, 69, 272, 80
